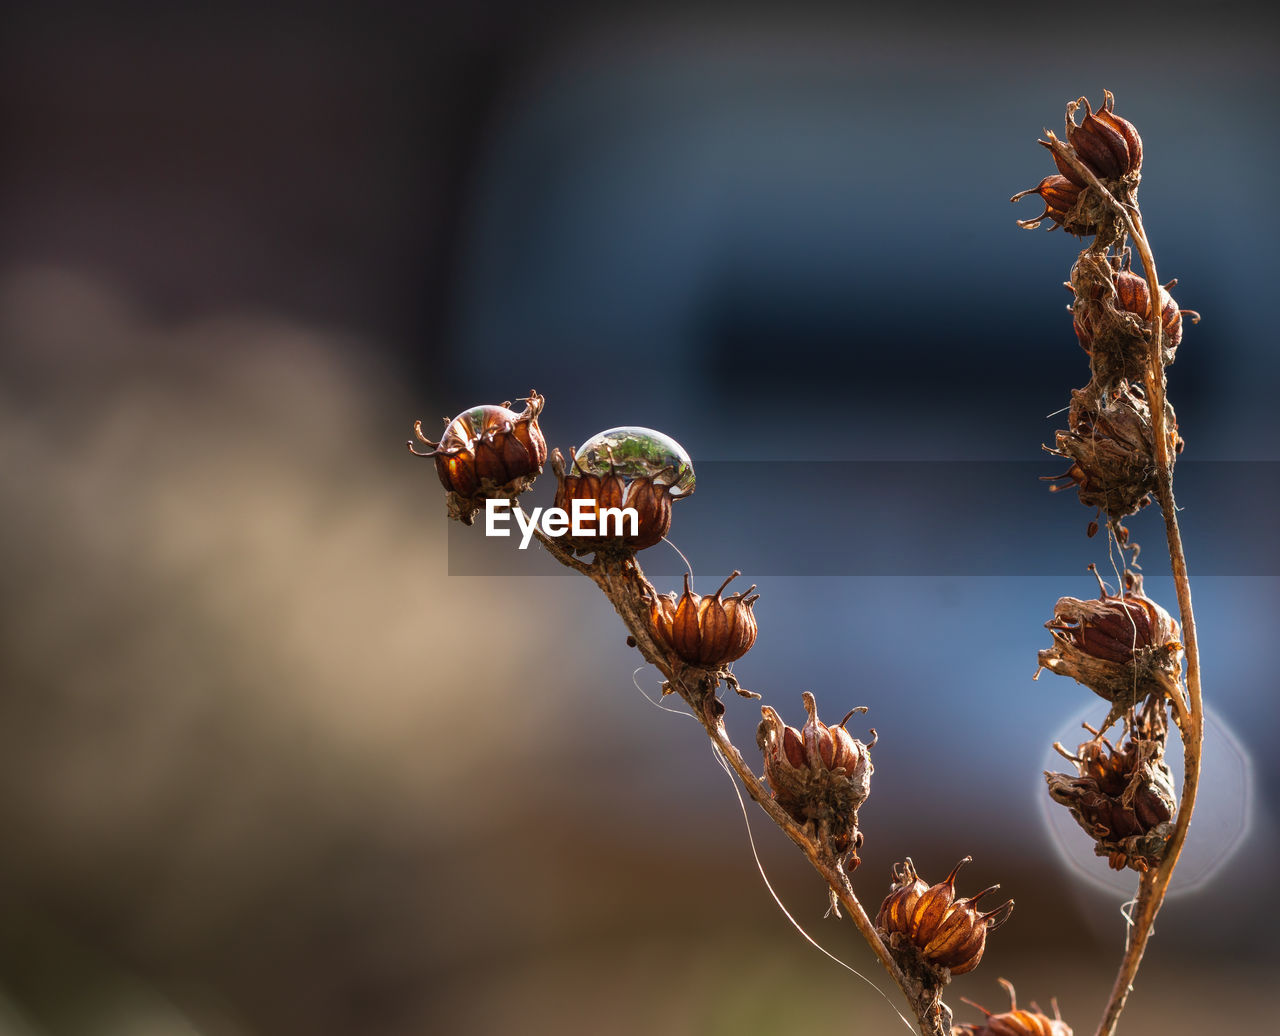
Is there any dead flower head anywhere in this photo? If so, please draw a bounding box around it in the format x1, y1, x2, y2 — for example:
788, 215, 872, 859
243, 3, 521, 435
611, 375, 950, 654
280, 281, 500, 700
875, 857, 1013, 978
1070, 256, 1197, 387
409, 391, 547, 524
650, 571, 759, 668
1045, 702, 1176, 872
1037, 567, 1181, 717
1056, 91, 1143, 183
551, 427, 694, 553
757, 692, 874, 866
1044, 384, 1182, 522
1011, 175, 1096, 236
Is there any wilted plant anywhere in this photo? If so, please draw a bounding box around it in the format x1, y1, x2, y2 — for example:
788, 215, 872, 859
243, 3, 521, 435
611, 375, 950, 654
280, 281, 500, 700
409, 90, 1203, 1036
1019, 89, 1203, 1036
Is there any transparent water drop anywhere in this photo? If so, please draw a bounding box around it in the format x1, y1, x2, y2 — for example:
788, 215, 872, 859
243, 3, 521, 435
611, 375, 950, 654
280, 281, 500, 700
1038, 702, 1253, 897
572, 426, 695, 497
441, 404, 518, 448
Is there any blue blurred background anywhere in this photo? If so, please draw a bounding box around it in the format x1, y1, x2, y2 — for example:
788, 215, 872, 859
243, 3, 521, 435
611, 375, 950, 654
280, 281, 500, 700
2, 2, 1277, 1033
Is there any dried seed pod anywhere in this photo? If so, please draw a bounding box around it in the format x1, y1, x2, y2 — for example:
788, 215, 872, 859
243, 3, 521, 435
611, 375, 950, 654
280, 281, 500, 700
1037, 567, 1181, 719
650, 571, 759, 668
876, 857, 1013, 978
1070, 256, 1197, 386
1074, 269, 1185, 356
552, 427, 694, 552
1044, 384, 1181, 521
410, 391, 547, 524
757, 692, 874, 866
875, 858, 930, 935
1045, 701, 1176, 872
553, 451, 665, 550
1010, 175, 1096, 236
1056, 91, 1142, 183
954, 979, 1073, 1036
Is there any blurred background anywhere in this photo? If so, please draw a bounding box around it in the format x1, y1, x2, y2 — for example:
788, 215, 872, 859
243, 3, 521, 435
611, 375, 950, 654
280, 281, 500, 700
2, 2, 1278, 1033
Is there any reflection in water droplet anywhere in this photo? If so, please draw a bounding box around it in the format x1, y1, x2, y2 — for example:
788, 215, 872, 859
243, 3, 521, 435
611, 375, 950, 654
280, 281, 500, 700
1039, 703, 1253, 897
442, 404, 519, 447
573, 426, 696, 496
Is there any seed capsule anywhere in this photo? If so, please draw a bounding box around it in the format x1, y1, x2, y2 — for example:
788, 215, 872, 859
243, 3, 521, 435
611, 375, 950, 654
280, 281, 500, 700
410, 392, 547, 524
1010, 175, 1095, 235
874, 859, 929, 936
650, 571, 759, 668
757, 692, 874, 866
1045, 701, 1176, 873
552, 427, 694, 552
954, 979, 1073, 1036
1056, 91, 1142, 183
1037, 566, 1181, 719
1073, 269, 1185, 357
875, 857, 1013, 977
1069, 255, 1198, 389
1044, 384, 1182, 522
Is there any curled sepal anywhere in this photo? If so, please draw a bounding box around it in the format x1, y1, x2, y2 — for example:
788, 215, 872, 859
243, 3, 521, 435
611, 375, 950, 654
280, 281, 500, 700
954, 978, 1073, 1036
1010, 175, 1096, 236
756, 692, 874, 867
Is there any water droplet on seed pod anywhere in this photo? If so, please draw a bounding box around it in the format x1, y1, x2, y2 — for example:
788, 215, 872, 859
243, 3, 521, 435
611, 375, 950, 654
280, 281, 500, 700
572, 426, 695, 497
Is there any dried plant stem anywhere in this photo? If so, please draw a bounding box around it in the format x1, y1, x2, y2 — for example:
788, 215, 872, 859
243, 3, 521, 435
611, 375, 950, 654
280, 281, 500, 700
1044, 140, 1205, 1036
525, 519, 948, 1036
1093, 223, 1204, 1036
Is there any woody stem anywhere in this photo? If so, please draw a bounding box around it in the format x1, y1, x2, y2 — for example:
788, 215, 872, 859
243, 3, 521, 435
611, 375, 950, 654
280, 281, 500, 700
1093, 211, 1204, 1036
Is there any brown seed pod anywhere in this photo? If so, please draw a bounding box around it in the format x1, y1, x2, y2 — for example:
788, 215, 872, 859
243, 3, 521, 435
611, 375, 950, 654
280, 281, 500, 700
1043, 384, 1182, 522
757, 692, 874, 866
552, 451, 672, 551
1037, 566, 1181, 720
1010, 174, 1096, 236
1056, 91, 1142, 184
1074, 269, 1185, 356
409, 391, 547, 524
650, 571, 760, 668
1070, 256, 1197, 386
551, 456, 674, 552
550, 427, 694, 553
875, 858, 930, 936
1045, 700, 1176, 873
954, 979, 1073, 1036
875, 857, 1013, 978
